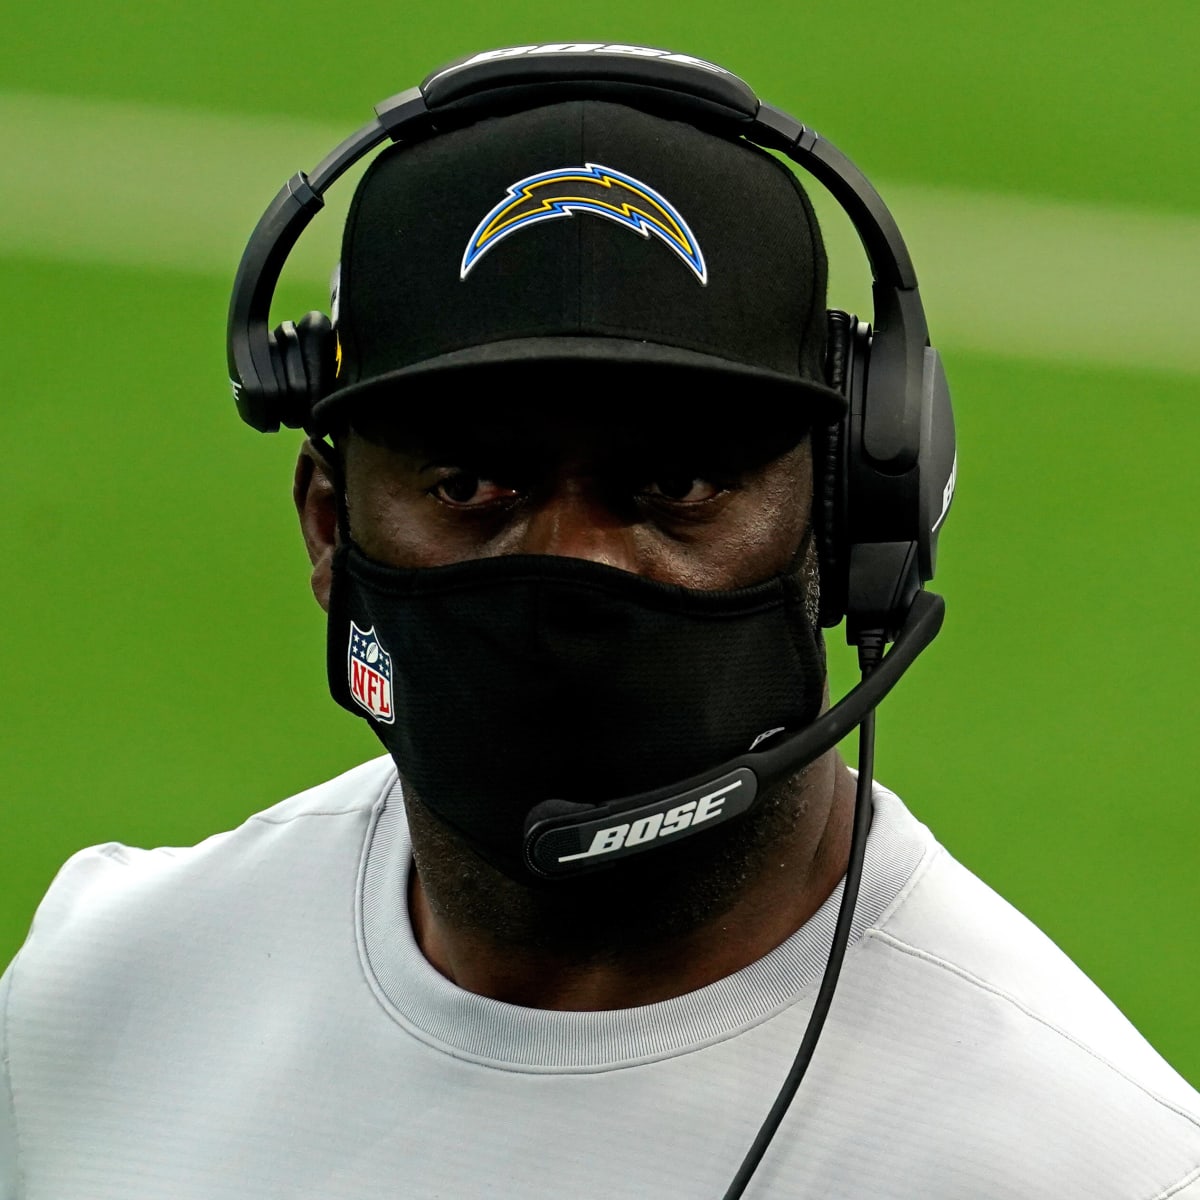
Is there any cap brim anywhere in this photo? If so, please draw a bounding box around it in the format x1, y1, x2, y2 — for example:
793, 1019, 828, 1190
312, 335, 847, 431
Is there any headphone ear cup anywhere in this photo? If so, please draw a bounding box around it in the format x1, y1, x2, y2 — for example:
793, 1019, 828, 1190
267, 312, 335, 430
814, 309, 853, 627
296, 311, 336, 412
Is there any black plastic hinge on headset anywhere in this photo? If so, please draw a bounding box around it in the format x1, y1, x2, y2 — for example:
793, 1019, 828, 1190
751, 103, 807, 153
374, 87, 436, 143
284, 172, 322, 214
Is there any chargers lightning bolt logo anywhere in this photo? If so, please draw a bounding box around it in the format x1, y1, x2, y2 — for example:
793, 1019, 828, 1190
461, 164, 707, 284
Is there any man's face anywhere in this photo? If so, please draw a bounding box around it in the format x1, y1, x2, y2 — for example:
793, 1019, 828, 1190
337, 396, 815, 591
296, 390, 832, 950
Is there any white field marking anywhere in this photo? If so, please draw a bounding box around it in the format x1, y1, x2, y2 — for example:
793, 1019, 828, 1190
2, 91, 1198, 375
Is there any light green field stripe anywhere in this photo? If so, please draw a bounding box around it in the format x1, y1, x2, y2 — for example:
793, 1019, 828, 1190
0, 92, 352, 291
864, 186, 1200, 375
3, 92, 1198, 374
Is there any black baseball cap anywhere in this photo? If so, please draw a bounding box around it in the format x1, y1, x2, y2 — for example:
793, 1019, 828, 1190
313, 98, 845, 428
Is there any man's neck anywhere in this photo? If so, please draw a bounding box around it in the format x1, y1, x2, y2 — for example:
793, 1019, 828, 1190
406, 751, 858, 1011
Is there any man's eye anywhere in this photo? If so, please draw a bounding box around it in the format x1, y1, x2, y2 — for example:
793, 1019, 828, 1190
430, 472, 520, 508
641, 476, 721, 504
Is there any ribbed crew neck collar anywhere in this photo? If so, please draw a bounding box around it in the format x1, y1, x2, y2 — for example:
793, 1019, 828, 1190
357, 778, 929, 1073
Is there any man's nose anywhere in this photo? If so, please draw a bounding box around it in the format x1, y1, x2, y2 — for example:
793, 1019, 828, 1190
518, 483, 638, 574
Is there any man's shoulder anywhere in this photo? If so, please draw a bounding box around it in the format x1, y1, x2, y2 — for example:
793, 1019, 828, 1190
6, 756, 397, 995
49, 748, 391, 883
854, 831, 1200, 1181
241, 753, 398, 827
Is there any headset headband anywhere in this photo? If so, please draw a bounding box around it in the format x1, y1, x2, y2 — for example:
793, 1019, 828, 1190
227, 43, 929, 472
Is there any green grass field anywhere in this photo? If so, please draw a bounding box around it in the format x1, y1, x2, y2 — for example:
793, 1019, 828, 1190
2, 0, 1197, 1089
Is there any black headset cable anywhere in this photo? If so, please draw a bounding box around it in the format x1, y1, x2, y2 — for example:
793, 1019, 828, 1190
719, 632, 885, 1200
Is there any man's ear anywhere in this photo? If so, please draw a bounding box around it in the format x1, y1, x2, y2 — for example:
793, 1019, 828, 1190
294, 438, 340, 613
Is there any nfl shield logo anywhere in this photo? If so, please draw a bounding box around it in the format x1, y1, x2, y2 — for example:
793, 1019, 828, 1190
347, 622, 395, 724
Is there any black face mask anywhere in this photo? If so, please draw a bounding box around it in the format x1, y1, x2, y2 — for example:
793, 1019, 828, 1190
327, 541, 825, 882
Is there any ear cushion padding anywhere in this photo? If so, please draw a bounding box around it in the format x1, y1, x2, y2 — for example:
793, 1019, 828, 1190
296, 311, 336, 414
270, 312, 335, 431
814, 309, 852, 626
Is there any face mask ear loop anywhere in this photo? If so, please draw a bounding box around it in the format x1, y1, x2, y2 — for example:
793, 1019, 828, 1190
309, 432, 352, 547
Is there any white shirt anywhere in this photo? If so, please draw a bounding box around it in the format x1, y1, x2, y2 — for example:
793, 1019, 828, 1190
2, 757, 1198, 1198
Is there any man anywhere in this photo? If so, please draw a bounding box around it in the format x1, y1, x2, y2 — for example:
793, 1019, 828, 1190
3, 50, 1198, 1198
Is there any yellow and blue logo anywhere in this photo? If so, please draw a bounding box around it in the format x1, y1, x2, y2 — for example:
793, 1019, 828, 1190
461, 163, 707, 284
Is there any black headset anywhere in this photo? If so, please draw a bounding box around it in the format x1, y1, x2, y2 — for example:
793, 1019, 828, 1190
226, 43, 957, 1198
227, 41, 955, 644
